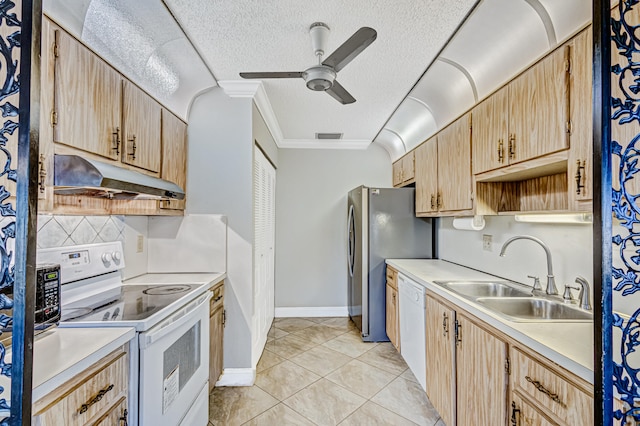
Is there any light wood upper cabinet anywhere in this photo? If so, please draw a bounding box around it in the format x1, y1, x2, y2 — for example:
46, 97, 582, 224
392, 152, 415, 187
569, 26, 593, 209
425, 294, 456, 426
509, 46, 570, 164
159, 109, 188, 210
438, 114, 473, 212
456, 314, 508, 426
122, 81, 162, 173
52, 28, 122, 160
415, 114, 472, 216
472, 86, 509, 174
415, 136, 438, 214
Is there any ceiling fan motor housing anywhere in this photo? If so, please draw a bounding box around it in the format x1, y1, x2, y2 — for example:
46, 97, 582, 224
304, 65, 336, 91
309, 22, 330, 58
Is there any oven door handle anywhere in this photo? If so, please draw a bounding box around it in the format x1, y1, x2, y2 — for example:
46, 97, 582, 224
140, 292, 211, 349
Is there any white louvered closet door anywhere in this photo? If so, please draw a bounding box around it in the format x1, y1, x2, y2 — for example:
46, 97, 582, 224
253, 147, 276, 355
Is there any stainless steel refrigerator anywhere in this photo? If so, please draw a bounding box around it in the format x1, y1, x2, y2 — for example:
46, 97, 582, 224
347, 186, 434, 342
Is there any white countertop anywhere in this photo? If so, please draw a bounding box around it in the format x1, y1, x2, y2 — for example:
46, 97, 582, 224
386, 259, 594, 384
124, 272, 225, 290
0, 327, 135, 404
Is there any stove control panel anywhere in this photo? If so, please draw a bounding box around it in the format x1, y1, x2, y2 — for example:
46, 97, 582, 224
38, 242, 125, 284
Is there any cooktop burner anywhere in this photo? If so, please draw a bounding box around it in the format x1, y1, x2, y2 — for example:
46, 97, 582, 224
61, 284, 201, 323
142, 285, 192, 296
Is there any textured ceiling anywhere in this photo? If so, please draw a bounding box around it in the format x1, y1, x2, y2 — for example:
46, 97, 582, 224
163, 0, 478, 145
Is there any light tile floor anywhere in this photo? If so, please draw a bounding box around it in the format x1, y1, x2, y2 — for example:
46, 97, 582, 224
209, 317, 445, 426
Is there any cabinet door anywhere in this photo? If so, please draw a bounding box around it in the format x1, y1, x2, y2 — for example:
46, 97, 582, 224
92, 397, 128, 426
392, 160, 403, 187
511, 392, 558, 426
122, 80, 162, 173
456, 314, 508, 426
401, 152, 415, 183
438, 114, 473, 212
425, 295, 455, 426
569, 27, 592, 206
53, 29, 122, 160
509, 47, 569, 163
210, 305, 224, 391
386, 284, 399, 351
159, 109, 188, 210
415, 137, 438, 214
472, 87, 509, 174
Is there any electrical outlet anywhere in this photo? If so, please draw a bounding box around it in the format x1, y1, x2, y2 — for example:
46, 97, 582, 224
137, 234, 144, 253
483, 234, 492, 251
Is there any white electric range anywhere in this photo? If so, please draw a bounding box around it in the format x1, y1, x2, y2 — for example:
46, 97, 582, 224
38, 241, 218, 426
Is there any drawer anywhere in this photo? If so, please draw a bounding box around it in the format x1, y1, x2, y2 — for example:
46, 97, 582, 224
386, 267, 398, 290
210, 284, 224, 311
511, 348, 592, 424
64, 351, 128, 425
91, 396, 127, 426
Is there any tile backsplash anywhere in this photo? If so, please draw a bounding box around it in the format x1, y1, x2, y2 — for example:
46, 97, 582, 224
37, 215, 125, 249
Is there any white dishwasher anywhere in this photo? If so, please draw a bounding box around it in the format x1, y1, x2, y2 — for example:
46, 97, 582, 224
398, 273, 427, 391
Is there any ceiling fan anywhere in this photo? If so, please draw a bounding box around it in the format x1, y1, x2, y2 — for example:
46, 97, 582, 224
239, 22, 377, 105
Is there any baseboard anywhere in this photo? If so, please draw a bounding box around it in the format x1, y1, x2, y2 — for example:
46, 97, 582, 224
274, 306, 348, 318
215, 368, 256, 387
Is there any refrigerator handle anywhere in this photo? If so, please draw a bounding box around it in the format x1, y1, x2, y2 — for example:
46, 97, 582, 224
347, 204, 355, 277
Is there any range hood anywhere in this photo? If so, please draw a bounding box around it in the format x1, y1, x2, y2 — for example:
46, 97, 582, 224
54, 155, 185, 200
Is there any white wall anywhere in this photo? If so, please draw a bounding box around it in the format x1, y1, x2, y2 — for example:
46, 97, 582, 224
187, 88, 254, 369
438, 216, 593, 296
275, 144, 391, 313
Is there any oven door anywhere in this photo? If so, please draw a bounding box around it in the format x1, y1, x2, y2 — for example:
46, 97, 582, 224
138, 291, 211, 426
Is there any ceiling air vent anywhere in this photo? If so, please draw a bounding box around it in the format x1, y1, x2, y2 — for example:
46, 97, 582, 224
316, 132, 343, 140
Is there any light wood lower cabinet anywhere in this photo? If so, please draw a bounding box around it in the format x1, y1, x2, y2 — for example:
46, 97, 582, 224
511, 392, 557, 426
425, 294, 456, 426
210, 282, 225, 391
509, 347, 593, 425
386, 283, 399, 351
425, 294, 507, 426
33, 345, 129, 426
386, 266, 400, 350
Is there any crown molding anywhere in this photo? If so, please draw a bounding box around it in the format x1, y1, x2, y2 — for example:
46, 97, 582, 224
279, 139, 371, 150
218, 80, 284, 144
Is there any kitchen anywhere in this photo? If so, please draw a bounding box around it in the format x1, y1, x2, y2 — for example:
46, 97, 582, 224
0, 0, 632, 425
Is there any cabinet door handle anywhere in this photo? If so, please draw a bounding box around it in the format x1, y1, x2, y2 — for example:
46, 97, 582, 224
510, 401, 520, 426
128, 135, 137, 160
78, 383, 114, 414
430, 195, 435, 210
575, 159, 585, 195
119, 408, 128, 426
525, 376, 566, 408
436, 193, 442, 209
497, 139, 504, 163
112, 127, 121, 155
442, 312, 449, 336
38, 154, 46, 194
508, 134, 516, 160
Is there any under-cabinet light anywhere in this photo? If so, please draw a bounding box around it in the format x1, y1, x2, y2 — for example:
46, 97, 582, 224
514, 213, 593, 224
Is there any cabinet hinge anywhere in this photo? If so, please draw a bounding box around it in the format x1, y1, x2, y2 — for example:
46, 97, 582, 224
565, 120, 573, 134
50, 110, 57, 126
505, 357, 511, 375
454, 319, 461, 346
53, 42, 59, 58
222, 309, 226, 327
565, 58, 571, 74
38, 154, 46, 194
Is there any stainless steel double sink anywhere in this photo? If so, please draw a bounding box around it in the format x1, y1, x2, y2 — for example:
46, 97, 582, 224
434, 280, 593, 322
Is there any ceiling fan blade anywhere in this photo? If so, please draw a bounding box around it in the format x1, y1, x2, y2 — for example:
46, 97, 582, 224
326, 81, 356, 104
239, 72, 304, 79
322, 27, 377, 72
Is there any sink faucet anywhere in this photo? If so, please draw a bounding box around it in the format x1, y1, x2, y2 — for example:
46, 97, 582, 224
563, 276, 592, 310
499, 235, 559, 295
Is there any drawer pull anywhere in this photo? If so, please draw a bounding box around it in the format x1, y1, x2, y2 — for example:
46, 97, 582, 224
525, 376, 566, 408
78, 383, 114, 414
213, 295, 223, 302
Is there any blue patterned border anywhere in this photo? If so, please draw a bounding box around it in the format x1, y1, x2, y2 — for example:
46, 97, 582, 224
611, 0, 640, 422
0, 0, 20, 422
